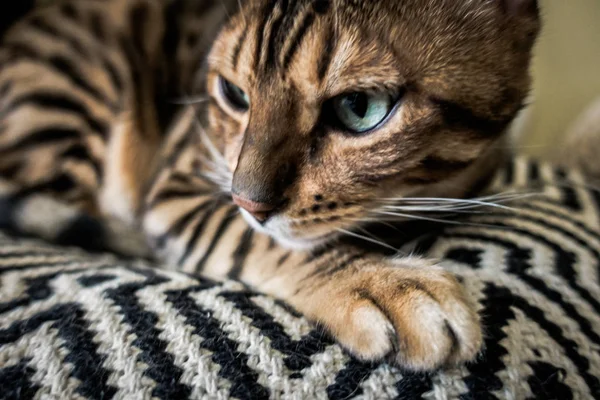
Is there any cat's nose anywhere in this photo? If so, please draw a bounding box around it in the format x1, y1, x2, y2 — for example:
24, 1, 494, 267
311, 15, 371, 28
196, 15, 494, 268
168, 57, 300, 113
232, 194, 278, 223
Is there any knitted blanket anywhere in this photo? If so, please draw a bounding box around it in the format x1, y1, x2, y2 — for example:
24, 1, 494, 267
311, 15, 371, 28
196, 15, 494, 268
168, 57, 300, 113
1, 157, 600, 400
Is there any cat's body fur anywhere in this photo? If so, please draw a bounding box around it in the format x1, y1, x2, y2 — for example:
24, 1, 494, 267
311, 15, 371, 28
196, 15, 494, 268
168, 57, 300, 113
0, 0, 542, 371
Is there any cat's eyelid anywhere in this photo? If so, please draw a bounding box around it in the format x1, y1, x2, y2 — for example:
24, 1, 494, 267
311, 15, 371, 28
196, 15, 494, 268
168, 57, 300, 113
326, 82, 405, 101
327, 84, 405, 104
209, 68, 248, 91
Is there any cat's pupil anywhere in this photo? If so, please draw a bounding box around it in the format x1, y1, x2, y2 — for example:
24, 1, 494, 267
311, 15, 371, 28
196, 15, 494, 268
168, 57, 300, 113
345, 93, 368, 118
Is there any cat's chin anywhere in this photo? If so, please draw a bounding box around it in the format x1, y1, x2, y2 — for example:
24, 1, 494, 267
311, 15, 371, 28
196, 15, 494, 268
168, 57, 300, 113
239, 209, 339, 251
272, 234, 337, 251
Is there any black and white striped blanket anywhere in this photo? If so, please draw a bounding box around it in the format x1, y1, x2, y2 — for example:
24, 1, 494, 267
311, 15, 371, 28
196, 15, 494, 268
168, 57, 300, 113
1, 157, 600, 399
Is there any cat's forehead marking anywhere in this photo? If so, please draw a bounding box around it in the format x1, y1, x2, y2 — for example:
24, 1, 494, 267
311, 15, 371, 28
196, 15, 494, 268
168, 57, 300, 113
245, 3, 403, 101
248, 0, 330, 75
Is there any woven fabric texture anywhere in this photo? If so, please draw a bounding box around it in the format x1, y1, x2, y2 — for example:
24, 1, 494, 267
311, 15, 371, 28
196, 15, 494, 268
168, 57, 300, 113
1, 157, 600, 400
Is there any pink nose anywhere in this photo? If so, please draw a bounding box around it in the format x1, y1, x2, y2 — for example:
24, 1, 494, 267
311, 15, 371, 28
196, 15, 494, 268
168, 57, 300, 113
232, 194, 277, 223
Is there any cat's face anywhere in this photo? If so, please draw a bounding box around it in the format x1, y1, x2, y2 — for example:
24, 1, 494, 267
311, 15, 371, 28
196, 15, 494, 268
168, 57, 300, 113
205, 0, 540, 249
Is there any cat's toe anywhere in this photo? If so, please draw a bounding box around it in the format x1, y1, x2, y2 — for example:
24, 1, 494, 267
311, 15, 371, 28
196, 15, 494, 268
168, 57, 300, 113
321, 261, 482, 371
340, 303, 397, 361
390, 281, 482, 371
383, 265, 483, 371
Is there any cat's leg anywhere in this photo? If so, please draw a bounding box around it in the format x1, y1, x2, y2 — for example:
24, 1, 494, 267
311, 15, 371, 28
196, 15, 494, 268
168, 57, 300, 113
264, 253, 482, 371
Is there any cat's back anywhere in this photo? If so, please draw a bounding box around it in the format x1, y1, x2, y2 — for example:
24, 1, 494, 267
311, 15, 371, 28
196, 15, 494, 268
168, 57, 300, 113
0, 0, 232, 214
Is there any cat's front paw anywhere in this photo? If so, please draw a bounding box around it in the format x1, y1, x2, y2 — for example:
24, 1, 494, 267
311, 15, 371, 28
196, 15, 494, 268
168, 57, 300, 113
304, 258, 482, 371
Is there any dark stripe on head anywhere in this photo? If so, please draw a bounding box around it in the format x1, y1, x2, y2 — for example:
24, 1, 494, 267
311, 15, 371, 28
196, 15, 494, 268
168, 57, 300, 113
282, 11, 316, 71
432, 97, 512, 136
253, 0, 277, 70
317, 24, 336, 82
231, 23, 249, 70
264, 0, 289, 70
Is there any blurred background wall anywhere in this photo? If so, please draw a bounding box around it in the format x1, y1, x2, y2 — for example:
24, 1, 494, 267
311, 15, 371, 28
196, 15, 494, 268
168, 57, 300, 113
515, 1, 600, 159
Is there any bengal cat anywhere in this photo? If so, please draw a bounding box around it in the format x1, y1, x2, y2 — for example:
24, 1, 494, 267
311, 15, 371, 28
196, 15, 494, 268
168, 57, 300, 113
0, 0, 541, 371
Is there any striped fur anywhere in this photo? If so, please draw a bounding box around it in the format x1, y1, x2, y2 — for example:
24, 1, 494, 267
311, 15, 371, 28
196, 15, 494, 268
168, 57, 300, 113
0, 0, 542, 371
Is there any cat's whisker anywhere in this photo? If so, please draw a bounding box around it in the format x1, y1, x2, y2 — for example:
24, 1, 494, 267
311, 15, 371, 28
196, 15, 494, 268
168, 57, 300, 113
381, 201, 510, 212
185, 100, 228, 162
375, 211, 465, 225
381, 199, 523, 211
336, 228, 404, 254
218, 0, 232, 19
191, 116, 233, 192
234, 0, 247, 25
395, 190, 537, 202
374, 210, 509, 229
386, 193, 534, 204
381, 193, 538, 211
382, 205, 487, 214
353, 224, 398, 246
193, 118, 227, 165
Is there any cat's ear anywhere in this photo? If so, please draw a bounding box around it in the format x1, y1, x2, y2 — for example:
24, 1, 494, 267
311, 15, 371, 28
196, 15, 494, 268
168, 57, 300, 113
496, 0, 539, 17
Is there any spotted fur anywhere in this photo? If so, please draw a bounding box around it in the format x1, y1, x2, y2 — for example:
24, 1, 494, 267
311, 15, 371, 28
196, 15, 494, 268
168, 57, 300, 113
0, 0, 541, 371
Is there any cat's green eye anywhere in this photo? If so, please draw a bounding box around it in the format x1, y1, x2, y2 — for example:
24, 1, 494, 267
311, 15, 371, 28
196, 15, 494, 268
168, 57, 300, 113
220, 76, 250, 111
332, 92, 393, 133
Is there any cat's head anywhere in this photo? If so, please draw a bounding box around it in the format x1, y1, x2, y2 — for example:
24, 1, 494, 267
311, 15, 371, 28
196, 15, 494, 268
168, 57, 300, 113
205, 0, 540, 249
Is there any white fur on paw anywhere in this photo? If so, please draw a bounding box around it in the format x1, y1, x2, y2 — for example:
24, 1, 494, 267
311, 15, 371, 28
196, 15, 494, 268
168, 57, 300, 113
345, 305, 396, 361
